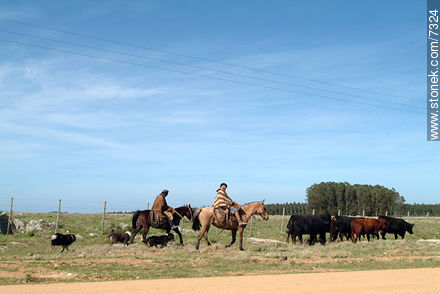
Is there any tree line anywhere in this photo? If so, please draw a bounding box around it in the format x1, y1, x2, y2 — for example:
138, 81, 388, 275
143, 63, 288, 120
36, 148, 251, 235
265, 182, 440, 216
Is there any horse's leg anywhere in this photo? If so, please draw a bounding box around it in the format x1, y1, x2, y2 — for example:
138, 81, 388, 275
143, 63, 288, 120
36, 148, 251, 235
238, 226, 245, 251
142, 224, 150, 243
196, 220, 210, 250
130, 223, 143, 244
173, 227, 184, 245
203, 227, 211, 246
226, 229, 237, 248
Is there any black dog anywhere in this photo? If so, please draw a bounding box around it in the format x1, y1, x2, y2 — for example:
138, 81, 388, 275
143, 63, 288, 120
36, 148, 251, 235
145, 233, 174, 248
51, 233, 76, 252
108, 229, 131, 246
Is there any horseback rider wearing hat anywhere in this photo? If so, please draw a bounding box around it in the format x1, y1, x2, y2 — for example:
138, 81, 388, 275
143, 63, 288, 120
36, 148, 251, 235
151, 189, 178, 229
212, 183, 246, 226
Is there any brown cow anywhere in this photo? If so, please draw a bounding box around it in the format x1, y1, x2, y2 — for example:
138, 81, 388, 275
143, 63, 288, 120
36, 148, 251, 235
351, 218, 387, 243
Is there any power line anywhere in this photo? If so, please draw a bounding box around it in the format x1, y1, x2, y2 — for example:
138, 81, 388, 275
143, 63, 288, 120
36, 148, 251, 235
0, 17, 420, 102
0, 38, 424, 115
0, 28, 422, 110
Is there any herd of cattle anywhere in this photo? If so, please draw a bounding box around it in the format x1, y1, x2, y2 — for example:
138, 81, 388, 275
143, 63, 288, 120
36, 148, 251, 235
286, 214, 415, 245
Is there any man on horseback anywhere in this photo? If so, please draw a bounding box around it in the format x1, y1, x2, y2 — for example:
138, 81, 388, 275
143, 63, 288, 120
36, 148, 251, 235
212, 183, 246, 226
151, 189, 178, 229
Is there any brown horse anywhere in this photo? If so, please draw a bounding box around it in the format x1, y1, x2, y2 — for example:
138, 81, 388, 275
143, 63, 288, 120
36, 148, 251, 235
192, 200, 269, 251
130, 205, 193, 245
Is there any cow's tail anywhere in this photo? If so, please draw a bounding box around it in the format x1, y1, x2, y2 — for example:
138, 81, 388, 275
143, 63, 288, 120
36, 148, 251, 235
132, 210, 141, 230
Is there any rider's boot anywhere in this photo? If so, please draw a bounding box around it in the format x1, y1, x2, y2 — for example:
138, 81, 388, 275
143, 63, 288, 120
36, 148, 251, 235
235, 211, 247, 226
169, 218, 178, 230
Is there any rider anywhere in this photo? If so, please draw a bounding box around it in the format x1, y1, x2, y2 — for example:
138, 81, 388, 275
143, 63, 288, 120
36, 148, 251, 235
151, 189, 178, 229
212, 183, 246, 226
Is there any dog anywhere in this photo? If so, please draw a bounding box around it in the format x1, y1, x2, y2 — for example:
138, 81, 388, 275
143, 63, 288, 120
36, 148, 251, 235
108, 229, 131, 246
145, 233, 174, 248
51, 233, 76, 252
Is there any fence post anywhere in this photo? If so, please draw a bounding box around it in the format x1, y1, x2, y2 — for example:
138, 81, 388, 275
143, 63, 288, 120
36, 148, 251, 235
407, 211, 410, 217
280, 207, 285, 233
312, 209, 315, 215
362, 209, 365, 217
6, 197, 13, 234
338, 209, 341, 216
385, 211, 388, 216
55, 199, 61, 234
249, 216, 253, 237
102, 201, 107, 234
146, 202, 149, 210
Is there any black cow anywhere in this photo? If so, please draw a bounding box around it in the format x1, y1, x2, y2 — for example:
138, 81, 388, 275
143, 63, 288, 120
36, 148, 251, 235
378, 215, 414, 240
286, 213, 331, 245
51, 233, 76, 252
330, 216, 365, 241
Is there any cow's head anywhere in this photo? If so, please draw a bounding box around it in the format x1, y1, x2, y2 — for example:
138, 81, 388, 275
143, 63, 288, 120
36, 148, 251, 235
407, 223, 414, 234
378, 219, 388, 230
329, 217, 339, 241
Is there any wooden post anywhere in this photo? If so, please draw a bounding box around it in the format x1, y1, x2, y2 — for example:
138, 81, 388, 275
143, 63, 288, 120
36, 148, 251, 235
362, 209, 365, 217
407, 211, 410, 217
249, 216, 253, 237
385, 211, 388, 216
146, 202, 149, 210
55, 199, 61, 234
102, 201, 107, 234
312, 209, 315, 215
6, 197, 13, 234
338, 209, 341, 216
426, 212, 429, 231
280, 207, 285, 233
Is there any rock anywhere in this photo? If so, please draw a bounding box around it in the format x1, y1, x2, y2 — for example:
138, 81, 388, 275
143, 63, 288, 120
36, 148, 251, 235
119, 223, 129, 229
25, 220, 43, 232
417, 239, 440, 245
247, 237, 284, 244
89, 233, 98, 237
13, 219, 24, 231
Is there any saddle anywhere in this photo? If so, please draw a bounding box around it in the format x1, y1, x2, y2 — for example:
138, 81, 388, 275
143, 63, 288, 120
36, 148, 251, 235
148, 210, 169, 228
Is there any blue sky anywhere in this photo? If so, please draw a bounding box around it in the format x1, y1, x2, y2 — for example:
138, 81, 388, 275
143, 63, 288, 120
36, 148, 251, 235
0, 1, 436, 212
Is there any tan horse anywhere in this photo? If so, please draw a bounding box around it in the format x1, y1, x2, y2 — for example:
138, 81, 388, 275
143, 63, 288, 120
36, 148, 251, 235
192, 200, 269, 251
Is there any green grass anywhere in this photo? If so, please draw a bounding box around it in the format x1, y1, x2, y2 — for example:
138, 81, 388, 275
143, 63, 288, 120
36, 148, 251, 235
0, 213, 439, 285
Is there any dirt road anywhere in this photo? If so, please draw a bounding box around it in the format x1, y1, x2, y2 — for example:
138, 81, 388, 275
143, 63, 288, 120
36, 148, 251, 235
1, 268, 439, 293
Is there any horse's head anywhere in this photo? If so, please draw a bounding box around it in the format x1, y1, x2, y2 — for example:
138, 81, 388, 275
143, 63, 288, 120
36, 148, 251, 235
256, 200, 269, 221
185, 204, 193, 221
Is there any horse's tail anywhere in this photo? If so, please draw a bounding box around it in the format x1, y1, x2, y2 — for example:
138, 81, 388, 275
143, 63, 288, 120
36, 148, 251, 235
192, 210, 201, 231
132, 210, 141, 230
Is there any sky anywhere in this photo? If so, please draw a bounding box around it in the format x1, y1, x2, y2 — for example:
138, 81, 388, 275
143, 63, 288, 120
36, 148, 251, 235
0, 1, 437, 213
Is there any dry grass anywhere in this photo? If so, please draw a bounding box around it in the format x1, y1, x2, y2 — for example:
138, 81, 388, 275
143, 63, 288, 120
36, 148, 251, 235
0, 213, 439, 285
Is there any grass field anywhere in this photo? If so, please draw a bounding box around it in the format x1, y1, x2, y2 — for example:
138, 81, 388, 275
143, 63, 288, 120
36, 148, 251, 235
0, 213, 439, 285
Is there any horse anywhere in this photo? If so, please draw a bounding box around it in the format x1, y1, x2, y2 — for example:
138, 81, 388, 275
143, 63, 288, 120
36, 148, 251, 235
130, 205, 193, 245
192, 200, 269, 251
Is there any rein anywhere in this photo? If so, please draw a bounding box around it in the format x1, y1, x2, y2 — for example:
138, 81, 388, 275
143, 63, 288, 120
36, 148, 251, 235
187, 205, 193, 221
